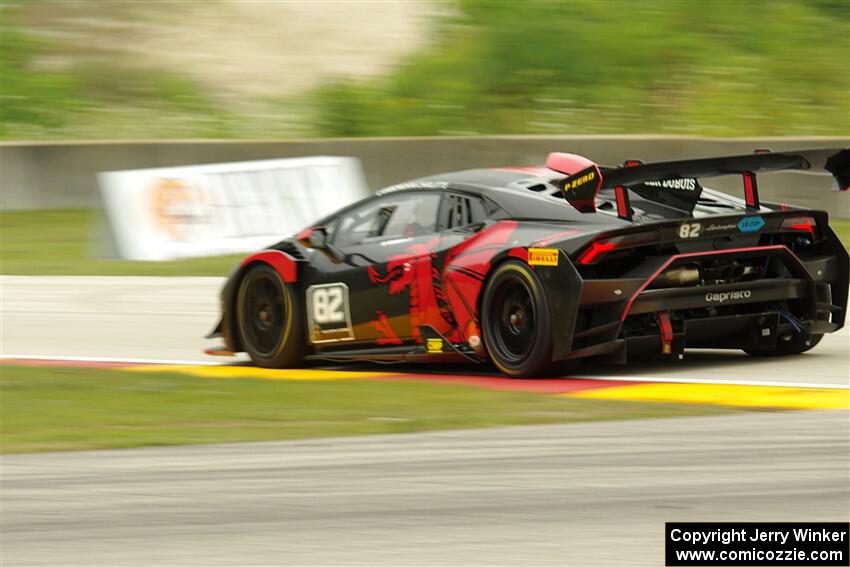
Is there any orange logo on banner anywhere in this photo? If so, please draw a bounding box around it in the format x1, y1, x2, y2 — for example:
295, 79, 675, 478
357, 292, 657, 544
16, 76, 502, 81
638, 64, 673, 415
148, 178, 208, 241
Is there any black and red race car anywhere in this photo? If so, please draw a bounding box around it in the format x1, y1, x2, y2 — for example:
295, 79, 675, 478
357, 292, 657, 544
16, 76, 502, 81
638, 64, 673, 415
207, 148, 849, 378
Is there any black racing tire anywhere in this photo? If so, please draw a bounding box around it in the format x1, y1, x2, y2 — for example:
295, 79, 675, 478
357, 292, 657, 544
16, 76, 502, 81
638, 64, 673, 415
481, 260, 555, 378
236, 263, 305, 368
743, 333, 823, 357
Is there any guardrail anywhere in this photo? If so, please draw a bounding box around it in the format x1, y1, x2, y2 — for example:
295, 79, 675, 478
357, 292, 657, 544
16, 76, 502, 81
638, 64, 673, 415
1, 136, 848, 217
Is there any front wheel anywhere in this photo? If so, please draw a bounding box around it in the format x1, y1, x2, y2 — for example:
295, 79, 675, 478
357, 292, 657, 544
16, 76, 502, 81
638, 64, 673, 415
481, 260, 554, 378
236, 264, 305, 368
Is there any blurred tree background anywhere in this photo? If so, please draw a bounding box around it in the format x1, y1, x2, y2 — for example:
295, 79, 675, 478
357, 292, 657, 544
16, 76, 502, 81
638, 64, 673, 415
1, 0, 848, 140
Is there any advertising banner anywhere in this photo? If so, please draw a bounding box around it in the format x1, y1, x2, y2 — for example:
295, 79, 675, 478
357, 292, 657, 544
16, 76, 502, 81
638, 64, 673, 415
98, 156, 368, 260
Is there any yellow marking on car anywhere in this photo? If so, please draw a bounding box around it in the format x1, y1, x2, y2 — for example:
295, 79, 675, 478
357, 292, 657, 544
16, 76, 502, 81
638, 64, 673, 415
564, 382, 850, 410
527, 247, 559, 266
426, 338, 443, 353
126, 365, 389, 381
565, 170, 596, 191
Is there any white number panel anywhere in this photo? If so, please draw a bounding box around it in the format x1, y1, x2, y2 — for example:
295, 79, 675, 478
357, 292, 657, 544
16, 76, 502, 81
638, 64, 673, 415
678, 222, 702, 239
306, 283, 354, 343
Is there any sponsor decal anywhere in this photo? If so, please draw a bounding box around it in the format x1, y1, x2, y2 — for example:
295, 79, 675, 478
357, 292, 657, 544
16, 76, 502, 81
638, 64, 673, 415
528, 247, 559, 266
737, 215, 765, 233
561, 165, 602, 213
705, 289, 752, 303
306, 283, 354, 343
644, 178, 698, 192
564, 169, 597, 193
705, 223, 737, 233
426, 338, 443, 353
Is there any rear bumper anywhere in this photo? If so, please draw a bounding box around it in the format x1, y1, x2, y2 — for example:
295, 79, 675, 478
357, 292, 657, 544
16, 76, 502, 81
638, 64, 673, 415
561, 243, 847, 362
627, 278, 808, 316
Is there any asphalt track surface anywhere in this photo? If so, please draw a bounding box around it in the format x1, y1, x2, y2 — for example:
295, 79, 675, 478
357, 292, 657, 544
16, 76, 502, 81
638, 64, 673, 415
2, 276, 849, 566
2, 276, 848, 386
2, 412, 848, 566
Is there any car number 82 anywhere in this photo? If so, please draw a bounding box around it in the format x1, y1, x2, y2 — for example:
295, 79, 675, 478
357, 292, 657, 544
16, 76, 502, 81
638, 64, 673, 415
311, 285, 346, 324
678, 222, 701, 239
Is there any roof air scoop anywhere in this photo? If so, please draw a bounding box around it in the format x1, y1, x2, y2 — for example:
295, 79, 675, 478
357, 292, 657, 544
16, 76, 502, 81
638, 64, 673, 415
545, 152, 597, 175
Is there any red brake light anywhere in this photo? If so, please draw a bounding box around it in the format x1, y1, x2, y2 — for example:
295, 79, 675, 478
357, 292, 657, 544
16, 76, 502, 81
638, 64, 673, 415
780, 216, 817, 238
577, 241, 617, 264
576, 231, 658, 265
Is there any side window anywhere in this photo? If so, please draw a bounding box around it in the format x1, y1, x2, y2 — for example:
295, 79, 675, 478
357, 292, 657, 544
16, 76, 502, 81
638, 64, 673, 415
442, 193, 489, 230
332, 192, 442, 248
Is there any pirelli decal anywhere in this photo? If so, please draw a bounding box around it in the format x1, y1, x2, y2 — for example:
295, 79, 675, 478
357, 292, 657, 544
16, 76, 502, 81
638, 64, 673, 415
528, 247, 559, 266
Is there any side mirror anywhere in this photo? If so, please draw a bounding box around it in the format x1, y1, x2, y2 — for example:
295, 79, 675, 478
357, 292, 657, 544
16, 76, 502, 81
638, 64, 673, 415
308, 226, 328, 248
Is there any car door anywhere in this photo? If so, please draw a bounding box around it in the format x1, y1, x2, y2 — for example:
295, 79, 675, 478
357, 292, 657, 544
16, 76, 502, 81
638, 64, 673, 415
305, 190, 444, 347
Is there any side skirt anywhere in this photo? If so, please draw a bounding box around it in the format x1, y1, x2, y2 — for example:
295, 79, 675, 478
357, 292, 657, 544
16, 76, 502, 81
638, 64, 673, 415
305, 326, 482, 364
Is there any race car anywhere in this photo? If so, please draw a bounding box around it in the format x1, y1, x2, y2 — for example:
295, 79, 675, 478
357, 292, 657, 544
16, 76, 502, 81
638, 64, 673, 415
206, 147, 849, 378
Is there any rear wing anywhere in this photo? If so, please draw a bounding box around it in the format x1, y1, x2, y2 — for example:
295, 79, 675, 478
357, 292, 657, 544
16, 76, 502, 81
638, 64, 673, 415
547, 148, 850, 220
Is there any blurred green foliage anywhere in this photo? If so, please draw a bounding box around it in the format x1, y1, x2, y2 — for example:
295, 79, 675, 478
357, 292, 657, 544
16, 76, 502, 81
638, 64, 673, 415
315, 0, 850, 137
0, 4, 234, 139
0, 23, 80, 136
1, 0, 848, 139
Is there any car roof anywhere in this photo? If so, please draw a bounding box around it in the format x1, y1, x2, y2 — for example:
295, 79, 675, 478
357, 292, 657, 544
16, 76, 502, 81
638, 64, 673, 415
331, 165, 748, 231
395, 168, 631, 226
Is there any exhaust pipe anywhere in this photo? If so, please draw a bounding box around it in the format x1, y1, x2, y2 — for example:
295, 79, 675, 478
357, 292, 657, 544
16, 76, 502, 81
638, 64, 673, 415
650, 265, 701, 288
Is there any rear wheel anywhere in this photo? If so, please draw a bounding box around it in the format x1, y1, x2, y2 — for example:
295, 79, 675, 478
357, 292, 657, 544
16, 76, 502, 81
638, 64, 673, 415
237, 264, 305, 368
481, 261, 554, 378
744, 333, 823, 357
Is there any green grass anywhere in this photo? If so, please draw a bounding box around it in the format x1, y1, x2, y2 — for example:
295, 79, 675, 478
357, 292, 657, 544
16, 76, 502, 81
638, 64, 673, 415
0, 365, 734, 453
2, 209, 848, 276
0, 209, 243, 276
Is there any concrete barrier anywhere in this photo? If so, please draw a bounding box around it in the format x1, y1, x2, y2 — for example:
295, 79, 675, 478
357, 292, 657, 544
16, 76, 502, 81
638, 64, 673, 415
2, 136, 848, 217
